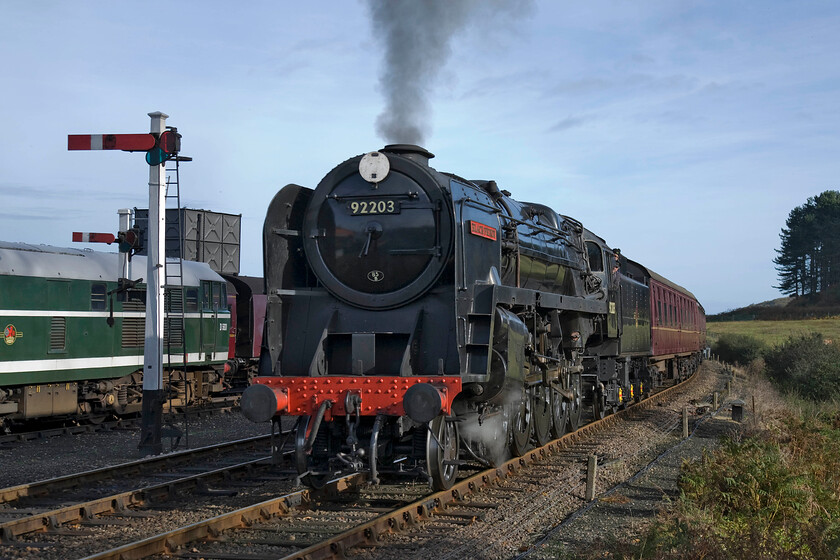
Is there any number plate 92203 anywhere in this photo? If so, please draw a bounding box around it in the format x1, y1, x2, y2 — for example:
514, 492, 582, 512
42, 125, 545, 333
348, 199, 400, 215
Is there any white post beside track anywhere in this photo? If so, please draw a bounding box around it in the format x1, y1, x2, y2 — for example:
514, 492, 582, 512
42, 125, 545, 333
138, 111, 169, 456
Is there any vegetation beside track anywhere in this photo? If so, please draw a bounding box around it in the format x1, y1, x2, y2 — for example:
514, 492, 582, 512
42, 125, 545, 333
557, 318, 840, 559
559, 368, 840, 560
639, 407, 840, 559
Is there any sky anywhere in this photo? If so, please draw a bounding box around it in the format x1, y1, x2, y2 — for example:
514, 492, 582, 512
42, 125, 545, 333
2, 0, 838, 314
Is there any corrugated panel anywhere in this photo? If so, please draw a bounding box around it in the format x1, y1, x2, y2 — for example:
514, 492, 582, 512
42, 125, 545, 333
50, 317, 66, 351
165, 287, 184, 313
122, 300, 145, 348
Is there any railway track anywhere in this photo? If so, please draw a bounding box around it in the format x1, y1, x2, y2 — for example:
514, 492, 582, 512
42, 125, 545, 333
0, 362, 729, 559
0, 433, 283, 545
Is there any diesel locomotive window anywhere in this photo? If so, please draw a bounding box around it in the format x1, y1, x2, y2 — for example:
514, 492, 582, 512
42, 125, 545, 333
91, 283, 107, 311
586, 242, 603, 272
185, 288, 198, 312
201, 282, 212, 311
210, 282, 227, 311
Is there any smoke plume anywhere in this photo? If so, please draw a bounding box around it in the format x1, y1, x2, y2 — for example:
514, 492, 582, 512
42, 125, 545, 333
367, 0, 532, 146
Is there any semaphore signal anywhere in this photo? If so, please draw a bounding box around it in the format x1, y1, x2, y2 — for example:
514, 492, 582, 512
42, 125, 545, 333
68, 130, 180, 165
67, 111, 179, 457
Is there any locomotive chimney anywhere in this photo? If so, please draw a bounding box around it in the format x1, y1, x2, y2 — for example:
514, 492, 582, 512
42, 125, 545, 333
382, 144, 434, 166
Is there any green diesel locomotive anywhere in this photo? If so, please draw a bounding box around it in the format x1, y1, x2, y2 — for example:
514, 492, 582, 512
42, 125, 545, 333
0, 241, 231, 430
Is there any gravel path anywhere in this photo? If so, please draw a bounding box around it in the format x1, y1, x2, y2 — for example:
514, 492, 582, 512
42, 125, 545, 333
522, 362, 763, 559
522, 402, 738, 558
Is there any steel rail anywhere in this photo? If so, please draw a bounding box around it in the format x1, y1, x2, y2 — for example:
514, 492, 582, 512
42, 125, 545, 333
0, 455, 280, 542
79, 473, 367, 560
0, 433, 271, 505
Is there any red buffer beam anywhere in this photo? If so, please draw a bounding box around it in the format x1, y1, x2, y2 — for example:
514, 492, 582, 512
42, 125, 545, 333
68, 133, 155, 151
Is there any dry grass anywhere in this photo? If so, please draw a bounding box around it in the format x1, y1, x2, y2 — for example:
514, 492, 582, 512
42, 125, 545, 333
707, 318, 840, 347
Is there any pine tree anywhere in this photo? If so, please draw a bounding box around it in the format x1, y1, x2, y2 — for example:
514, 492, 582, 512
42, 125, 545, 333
774, 190, 840, 296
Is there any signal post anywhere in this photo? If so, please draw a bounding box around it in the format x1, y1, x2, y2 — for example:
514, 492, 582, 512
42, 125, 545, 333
139, 111, 169, 456
68, 111, 181, 456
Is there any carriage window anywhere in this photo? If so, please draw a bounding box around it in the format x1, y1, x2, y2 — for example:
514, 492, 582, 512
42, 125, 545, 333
91, 283, 107, 311
669, 296, 674, 326
672, 297, 676, 326
586, 242, 603, 272
212, 283, 221, 310
671, 295, 675, 326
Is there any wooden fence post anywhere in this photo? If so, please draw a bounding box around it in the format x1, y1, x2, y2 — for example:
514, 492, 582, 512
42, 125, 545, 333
585, 455, 597, 501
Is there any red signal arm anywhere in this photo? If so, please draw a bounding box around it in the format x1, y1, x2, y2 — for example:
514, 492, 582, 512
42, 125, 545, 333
68, 133, 156, 151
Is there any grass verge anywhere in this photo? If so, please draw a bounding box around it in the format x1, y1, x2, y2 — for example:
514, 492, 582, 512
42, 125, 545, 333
558, 369, 840, 560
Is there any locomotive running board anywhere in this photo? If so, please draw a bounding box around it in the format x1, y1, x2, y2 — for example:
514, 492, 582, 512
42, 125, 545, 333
487, 284, 610, 315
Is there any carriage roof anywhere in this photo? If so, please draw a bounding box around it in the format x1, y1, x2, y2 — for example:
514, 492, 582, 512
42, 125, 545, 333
0, 241, 222, 286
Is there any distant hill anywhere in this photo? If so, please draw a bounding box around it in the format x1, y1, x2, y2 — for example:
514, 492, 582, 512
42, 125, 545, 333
709, 286, 840, 322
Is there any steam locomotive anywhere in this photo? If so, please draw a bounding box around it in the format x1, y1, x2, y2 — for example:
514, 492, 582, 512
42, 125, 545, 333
241, 145, 706, 489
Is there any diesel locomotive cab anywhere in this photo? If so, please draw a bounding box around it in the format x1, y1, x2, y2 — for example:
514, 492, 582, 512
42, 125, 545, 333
302, 145, 455, 309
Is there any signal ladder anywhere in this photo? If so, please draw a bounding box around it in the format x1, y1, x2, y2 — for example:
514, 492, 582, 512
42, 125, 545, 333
162, 135, 192, 448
